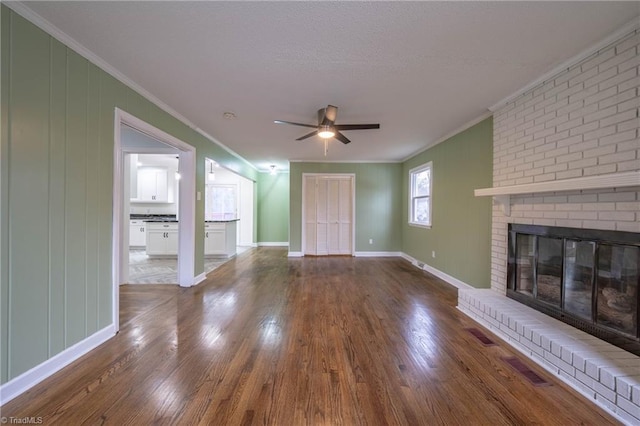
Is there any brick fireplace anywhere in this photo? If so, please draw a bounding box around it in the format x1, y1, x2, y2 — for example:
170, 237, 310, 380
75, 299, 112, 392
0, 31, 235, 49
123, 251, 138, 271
459, 26, 640, 424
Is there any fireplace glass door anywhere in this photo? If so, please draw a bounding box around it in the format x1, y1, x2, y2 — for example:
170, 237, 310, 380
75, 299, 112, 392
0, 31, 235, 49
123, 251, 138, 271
596, 244, 639, 337
536, 237, 563, 307
563, 240, 595, 320
515, 234, 535, 297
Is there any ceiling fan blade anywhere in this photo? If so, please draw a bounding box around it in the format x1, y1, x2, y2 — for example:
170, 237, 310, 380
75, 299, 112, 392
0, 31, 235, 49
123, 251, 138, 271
334, 131, 351, 144
334, 124, 380, 131
274, 120, 317, 128
321, 105, 338, 125
296, 130, 318, 141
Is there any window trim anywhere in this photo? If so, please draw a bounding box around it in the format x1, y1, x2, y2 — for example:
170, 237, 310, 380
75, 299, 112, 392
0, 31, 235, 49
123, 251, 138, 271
408, 161, 433, 228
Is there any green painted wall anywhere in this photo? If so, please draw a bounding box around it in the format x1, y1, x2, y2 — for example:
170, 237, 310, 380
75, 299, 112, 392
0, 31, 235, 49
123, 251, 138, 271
0, 7, 258, 384
257, 172, 290, 243
289, 163, 403, 253
402, 118, 493, 288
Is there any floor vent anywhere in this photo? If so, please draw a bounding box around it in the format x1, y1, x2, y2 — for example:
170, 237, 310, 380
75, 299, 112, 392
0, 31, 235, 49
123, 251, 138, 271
502, 356, 551, 387
465, 327, 497, 346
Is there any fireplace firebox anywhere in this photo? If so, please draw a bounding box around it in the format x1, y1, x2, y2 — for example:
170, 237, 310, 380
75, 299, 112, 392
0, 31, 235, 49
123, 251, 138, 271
507, 224, 640, 356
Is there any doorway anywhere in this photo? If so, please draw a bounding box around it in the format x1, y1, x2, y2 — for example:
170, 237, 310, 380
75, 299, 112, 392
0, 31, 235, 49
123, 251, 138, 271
113, 108, 196, 331
302, 174, 355, 256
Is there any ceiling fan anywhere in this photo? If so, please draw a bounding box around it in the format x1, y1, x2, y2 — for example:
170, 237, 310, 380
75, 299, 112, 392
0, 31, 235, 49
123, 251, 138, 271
274, 105, 380, 145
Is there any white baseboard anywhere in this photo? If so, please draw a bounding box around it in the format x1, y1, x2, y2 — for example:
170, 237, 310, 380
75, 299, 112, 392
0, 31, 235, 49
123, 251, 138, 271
0, 324, 117, 405
400, 252, 474, 290
287, 251, 303, 257
193, 272, 207, 286
354, 251, 402, 257
258, 242, 289, 247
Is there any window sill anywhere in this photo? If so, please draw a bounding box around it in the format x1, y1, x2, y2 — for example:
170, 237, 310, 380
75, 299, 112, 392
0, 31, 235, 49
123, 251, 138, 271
409, 222, 431, 229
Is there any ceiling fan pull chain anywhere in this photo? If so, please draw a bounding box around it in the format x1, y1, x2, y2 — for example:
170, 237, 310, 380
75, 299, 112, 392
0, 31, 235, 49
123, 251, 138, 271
324, 139, 328, 156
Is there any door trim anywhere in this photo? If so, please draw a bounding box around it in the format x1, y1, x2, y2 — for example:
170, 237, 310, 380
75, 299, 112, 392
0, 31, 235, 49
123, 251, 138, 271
113, 108, 196, 331
301, 173, 355, 256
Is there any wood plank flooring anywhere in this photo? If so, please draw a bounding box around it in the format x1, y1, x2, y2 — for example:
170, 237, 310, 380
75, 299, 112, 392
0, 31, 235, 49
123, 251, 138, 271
1, 248, 620, 425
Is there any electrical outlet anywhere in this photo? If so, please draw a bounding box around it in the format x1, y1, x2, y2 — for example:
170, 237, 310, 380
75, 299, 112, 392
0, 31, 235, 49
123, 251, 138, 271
432, 251, 436, 258
369, 239, 373, 245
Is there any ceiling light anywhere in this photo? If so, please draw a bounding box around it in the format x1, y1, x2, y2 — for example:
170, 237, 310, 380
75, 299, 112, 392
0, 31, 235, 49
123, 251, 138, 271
269, 165, 277, 175
223, 112, 236, 120
318, 125, 335, 139
208, 161, 216, 181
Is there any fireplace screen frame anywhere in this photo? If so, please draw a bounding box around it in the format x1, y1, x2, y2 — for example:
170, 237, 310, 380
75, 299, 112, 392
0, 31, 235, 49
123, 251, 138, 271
507, 224, 640, 356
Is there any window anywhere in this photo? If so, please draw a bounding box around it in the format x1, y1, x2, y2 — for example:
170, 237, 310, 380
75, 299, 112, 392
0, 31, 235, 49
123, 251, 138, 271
205, 184, 237, 221
409, 162, 432, 227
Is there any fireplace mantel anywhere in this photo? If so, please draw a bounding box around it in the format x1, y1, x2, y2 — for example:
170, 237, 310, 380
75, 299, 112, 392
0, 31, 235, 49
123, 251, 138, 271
474, 170, 640, 216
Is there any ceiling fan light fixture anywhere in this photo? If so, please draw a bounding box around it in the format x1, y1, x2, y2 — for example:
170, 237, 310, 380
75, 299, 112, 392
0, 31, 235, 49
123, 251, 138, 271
318, 125, 335, 139
269, 165, 277, 175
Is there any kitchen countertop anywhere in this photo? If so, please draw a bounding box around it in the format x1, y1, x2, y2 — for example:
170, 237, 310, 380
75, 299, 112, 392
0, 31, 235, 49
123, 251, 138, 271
131, 215, 239, 223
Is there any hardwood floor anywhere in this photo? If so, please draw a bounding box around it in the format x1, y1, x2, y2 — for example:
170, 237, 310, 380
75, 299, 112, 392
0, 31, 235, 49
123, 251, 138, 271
1, 248, 620, 425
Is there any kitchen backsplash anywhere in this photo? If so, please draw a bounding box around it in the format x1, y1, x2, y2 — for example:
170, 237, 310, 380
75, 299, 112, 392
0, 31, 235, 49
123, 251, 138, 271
130, 203, 177, 215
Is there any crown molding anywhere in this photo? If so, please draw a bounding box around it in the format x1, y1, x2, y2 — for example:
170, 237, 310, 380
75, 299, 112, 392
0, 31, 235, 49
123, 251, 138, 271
289, 159, 403, 164
489, 18, 640, 112
5, 1, 257, 172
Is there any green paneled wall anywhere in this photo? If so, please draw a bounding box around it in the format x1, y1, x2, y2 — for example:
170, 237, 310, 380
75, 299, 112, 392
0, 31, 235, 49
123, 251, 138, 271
0, 6, 258, 384
289, 163, 403, 253
257, 172, 290, 243
402, 118, 493, 288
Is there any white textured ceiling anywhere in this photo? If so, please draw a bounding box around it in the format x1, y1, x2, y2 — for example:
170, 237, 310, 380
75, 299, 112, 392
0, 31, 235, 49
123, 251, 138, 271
22, 1, 639, 171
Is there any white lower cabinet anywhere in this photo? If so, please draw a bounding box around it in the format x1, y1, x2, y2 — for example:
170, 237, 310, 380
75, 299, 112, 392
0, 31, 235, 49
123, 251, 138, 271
146, 223, 178, 256
129, 220, 146, 247
205, 221, 237, 257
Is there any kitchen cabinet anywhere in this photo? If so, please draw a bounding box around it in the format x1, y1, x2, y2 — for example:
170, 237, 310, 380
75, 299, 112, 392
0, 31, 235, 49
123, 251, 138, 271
134, 167, 169, 202
129, 220, 146, 247
146, 222, 178, 256
205, 221, 237, 257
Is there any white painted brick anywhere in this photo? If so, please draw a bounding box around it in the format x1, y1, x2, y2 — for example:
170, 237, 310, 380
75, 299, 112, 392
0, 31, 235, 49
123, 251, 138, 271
568, 139, 599, 153
570, 103, 600, 121
617, 396, 640, 420
583, 164, 618, 176
618, 74, 640, 92
584, 86, 618, 108
569, 157, 598, 170
582, 145, 616, 159
580, 48, 616, 73
617, 117, 639, 133
584, 66, 618, 89
600, 109, 638, 128
556, 134, 584, 148
558, 100, 587, 118
582, 125, 617, 141
556, 169, 583, 180
616, 201, 640, 210
598, 46, 638, 73
570, 84, 599, 103
598, 88, 637, 110
633, 384, 640, 405
598, 211, 635, 221
617, 375, 640, 400
584, 105, 617, 124
615, 32, 640, 55
544, 81, 569, 99
593, 380, 617, 402
600, 67, 638, 91
616, 407, 640, 426
568, 193, 598, 203
599, 150, 636, 165
569, 121, 599, 137
582, 220, 617, 230
617, 157, 640, 172
618, 52, 640, 73
599, 129, 637, 145
617, 96, 640, 113
582, 202, 616, 211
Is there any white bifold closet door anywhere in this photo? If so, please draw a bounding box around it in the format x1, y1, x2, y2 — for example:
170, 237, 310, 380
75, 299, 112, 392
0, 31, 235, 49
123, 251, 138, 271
304, 175, 353, 255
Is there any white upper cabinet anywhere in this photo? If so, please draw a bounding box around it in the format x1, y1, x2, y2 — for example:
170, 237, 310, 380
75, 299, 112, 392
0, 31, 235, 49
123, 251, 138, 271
133, 167, 170, 203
